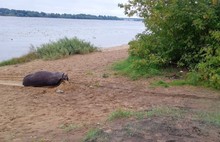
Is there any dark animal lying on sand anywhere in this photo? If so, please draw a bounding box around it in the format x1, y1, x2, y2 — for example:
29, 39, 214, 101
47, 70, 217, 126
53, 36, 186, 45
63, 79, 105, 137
23, 71, 69, 87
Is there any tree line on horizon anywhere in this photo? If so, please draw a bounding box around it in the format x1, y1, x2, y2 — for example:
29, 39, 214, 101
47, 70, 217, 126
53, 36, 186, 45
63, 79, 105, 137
0, 8, 123, 20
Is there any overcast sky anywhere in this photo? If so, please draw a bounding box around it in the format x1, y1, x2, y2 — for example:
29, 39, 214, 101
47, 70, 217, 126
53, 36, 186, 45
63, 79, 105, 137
0, 0, 129, 17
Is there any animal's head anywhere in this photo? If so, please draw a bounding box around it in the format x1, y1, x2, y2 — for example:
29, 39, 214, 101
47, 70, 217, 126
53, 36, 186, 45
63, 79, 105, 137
62, 73, 69, 81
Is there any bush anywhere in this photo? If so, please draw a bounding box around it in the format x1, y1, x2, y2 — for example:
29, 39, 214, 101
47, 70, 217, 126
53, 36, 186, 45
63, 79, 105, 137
0, 37, 98, 66
119, 0, 220, 89
197, 48, 220, 89
37, 37, 97, 60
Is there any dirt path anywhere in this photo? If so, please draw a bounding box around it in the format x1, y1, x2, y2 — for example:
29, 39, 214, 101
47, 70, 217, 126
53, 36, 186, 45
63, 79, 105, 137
0, 45, 220, 142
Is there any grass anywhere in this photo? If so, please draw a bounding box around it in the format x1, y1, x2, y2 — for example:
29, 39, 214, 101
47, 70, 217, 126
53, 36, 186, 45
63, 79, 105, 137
113, 57, 214, 90
113, 57, 161, 80
108, 109, 133, 121
108, 107, 220, 126
146, 106, 186, 118
151, 80, 170, 88
107, 107, 187, 119
0, 51, 39, 66
150, 71, 207, 88
195, 111, 220, 126
83, 128, 104, 142
60, 123, 80, 132
108, 107, 186, 121
37, 37, 97, 60
84, 107, 220, 141
0, 37, 98, 67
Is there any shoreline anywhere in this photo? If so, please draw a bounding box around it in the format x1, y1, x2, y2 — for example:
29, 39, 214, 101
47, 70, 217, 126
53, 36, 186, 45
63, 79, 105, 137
0, 44, 129, 62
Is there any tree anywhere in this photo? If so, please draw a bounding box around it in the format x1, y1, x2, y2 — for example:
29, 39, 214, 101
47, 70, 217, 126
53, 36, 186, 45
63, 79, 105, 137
119, 0, 220, 89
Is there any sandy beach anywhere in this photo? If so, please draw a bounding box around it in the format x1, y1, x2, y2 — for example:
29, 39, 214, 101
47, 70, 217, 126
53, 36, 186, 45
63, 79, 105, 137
0, 45, 220, 142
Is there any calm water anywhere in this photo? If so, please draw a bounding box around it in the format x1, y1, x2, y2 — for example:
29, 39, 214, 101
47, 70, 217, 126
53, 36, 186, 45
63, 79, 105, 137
0, 16, 145, 61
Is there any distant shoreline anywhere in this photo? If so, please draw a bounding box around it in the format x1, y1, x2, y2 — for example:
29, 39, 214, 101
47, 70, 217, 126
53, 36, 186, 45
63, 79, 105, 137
0, 8, 142, 21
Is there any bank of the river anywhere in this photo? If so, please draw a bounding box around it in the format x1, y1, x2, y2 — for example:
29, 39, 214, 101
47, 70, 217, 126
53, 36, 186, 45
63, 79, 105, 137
0, 45, 220, 142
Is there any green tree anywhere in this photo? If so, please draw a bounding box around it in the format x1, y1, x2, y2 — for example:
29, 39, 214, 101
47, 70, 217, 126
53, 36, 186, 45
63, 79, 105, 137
119, 0, 220, 89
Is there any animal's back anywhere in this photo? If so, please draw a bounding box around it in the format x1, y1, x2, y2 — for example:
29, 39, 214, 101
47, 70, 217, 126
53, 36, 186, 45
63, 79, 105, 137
23, 71, 63, 87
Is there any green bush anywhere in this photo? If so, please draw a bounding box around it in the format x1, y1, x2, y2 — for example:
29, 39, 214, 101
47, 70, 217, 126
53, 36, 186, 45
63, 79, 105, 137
197, 49, 220, 89
119, 0, 220, 89
0, 37, 97, 66
37, 37, 97, 60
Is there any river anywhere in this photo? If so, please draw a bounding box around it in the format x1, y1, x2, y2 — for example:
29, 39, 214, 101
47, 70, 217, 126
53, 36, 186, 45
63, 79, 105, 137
0, 16, 145, 61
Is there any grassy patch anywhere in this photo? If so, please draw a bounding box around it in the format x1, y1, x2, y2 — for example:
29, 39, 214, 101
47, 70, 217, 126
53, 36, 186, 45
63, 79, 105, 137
151, 72, 207, 88
151, 80, 170, 88
195, 111, 220, 126
59, 123, 80, 132
0, 37, 98, 67
84, 107, 220, 141
113, 57, 161, 80
108, 107, 186, 121
0, 52, 39, 66
83, 128, 104, 142
108, 109, 133, 121
108, 107, 220, 125
146, 107, 186, 118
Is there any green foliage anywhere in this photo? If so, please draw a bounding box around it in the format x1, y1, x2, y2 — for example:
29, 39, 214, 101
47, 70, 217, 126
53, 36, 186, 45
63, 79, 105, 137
146, 107, 186, 118
119, 0, 220, 89
113, 57, 161, 80
0, 52, 39, 66
108, 109, 133, 121
197, 48, 220, 89
195, 111, 220, 125
83, 128, 103, 142
0, 37, 97, 66
59, 123, 79, 132
37, 37, 97, 60
151, 80, 170, 88
151, 72, 204, 88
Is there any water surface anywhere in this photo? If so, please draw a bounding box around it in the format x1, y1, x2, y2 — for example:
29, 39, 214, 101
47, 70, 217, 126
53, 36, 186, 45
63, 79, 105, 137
0, 16, 145, 61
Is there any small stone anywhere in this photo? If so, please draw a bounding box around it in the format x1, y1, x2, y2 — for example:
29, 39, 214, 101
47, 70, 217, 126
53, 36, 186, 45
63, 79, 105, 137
56, 89, 64, 94
104, 129, 112, 134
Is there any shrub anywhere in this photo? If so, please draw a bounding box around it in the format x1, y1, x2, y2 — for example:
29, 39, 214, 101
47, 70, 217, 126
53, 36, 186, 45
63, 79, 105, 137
119, 0, 220, 89
0, 37, 98, 66
37, 37, 97, 60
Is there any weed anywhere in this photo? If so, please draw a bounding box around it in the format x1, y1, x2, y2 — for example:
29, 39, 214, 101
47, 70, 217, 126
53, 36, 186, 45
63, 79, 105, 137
151, 80, 170, 88
113, 57, 161, 80
146, 107, 186, 118
123, 124, 137, 136
108, 109, 133, 121
151, 72, 205, 88
194, 111, 220, 126
60, 123, 79, 132
134, 111, 146, 119
83, 128, 103, 142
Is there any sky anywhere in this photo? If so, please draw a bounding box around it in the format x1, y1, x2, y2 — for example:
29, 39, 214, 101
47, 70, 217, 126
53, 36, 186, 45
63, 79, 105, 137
0, 0, 129, 17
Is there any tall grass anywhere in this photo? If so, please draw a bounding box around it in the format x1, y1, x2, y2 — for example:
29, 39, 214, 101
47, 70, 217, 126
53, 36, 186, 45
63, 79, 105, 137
37, 37, 97, 60
113, 57, 161, 80
0, 37, 98, 66
0, 52, 39, 66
